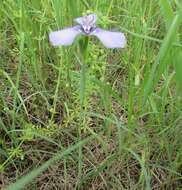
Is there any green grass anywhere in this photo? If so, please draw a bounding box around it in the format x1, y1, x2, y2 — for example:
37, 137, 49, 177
0, 0, 182, 189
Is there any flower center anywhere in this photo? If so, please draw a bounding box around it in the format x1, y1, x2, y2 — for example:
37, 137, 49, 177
80, 14, 96, 35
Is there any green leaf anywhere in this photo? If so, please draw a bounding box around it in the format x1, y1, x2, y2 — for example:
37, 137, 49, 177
158, 0, 182, 91
143, 8, 182, 104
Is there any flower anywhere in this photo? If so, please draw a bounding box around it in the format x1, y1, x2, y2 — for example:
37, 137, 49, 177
49, 13, 126, 48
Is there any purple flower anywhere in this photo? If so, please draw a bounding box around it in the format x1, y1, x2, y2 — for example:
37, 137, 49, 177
49, 14, 126, 48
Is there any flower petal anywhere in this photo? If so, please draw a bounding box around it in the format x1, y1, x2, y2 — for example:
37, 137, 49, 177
74, 14, 97, 26
49, 26, 81, 46
93, 28, 126, 48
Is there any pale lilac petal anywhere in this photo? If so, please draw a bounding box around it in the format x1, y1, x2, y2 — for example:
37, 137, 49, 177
49, 26, 81, 46
74, 14, 97, 26
74, 16, 85, 25
92, 28, 126, 48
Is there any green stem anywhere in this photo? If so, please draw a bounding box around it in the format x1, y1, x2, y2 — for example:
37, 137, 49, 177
80, 36, 89, 121
78, 36, 89, 184
51, 55, 62, 122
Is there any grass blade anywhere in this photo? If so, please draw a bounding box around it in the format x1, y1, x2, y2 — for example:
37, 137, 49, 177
4, 135, 94, 190
143, 10, 182, 104
158, 0, 182, 91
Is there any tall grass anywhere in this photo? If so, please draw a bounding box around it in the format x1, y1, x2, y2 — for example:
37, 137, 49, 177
1, 0, 182, 189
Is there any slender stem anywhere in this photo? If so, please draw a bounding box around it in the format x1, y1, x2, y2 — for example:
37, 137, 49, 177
80, 36, 89, 121
77, 36, 89, 184
12, 0, 24, 144
51, 53, 62, 122
80, 64, 86, 113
